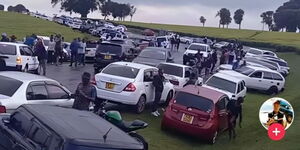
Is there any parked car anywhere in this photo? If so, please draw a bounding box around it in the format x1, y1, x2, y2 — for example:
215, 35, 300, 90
245, 57, 288, 76
180, 36, 193, 44
94, 62, 174, 113
0, 42, 39, 72
183, 43, 211, 65
161, 85, 230, 144
219, 66, 285, 95
156, 36, 171, 48
0, 105, 145, 150
157, 62, 203, 91
85, 41, 98, 61
94, 42, 135, 73
213, 41, 230, 50
245, 48, 278, 58
109, 39, 141, 56
0, 71, 74, 113
133, 47, 174, 67
203, 73, 247, 101
265, 57, 290, 72
142, 29, 155, 36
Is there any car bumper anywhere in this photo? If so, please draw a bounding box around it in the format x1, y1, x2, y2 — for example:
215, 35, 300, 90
5, 65, 22, 71
96, 88, 140, 105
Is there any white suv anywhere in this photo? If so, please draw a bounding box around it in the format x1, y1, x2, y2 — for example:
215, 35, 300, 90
203, 73, 247, 101
0, 42, 39, 72
183, 43, 211, 65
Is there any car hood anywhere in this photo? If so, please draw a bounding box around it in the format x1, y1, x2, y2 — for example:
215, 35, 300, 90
133, 57, 163, 67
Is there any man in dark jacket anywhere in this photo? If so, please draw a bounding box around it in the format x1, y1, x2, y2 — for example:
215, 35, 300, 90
69, 38, 79, 67
73, 72, 96, 111
151, 69, 165, 117
34, 38, 47, 75
1, 33, 10, 42
211, 50, 218, 73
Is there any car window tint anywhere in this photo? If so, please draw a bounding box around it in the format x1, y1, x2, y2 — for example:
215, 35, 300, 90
102, 64, 139, 79
250, 71, 262, 78
237, 83, 242, 93
28, 122, 50, 146
46, 85, 69, 99
157, 64, 183, 77
30, 85, 48, 100
10, 112, 32, 136
206, 76, 237, 93
175, 92, 214, 113
272, 73, 283, 81
20, 46, 33, 56
97, 44, 122, 55
0, 75, 23, 97
240, 82, 245, 91
188, 44, 207, 51
144, 70, 154, 82
217, 98, 226, 110
263, 71, 273, 80
0, 44, 17, 55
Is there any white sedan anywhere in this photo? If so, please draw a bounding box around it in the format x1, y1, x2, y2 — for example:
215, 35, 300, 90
157, 62, 202, 91
0, 72, 74, 113
95, 62, 175, 113
219, 66, 285, 95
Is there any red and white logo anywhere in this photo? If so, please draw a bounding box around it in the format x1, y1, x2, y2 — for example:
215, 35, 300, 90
268, 123, 285, 141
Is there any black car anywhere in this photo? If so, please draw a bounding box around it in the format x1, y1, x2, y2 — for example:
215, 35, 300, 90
0, 105, 145, 150
94, 42, 133, 73
133, 47, 174, 67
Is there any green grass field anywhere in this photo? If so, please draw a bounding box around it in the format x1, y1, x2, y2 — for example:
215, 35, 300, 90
0, 11, 299, 150
117, 21, 300, 52
0, 11, 95, 42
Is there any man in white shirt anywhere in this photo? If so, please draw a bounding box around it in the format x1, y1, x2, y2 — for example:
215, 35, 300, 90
78, 38, 86, 66
47, 35, 56, 64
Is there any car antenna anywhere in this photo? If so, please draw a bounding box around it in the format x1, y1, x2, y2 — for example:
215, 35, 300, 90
103, 127, 112, 142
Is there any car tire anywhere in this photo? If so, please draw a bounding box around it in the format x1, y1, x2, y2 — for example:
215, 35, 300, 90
164, 91, 173, 107
208, 130, 218, 144
135, 95, 146, 114
267, 86, 278, 95
129, 132, 148, 150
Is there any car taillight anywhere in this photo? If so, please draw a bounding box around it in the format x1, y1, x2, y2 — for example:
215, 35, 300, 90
123, 83, 136, 92
170, 100, 178, 112
16, 56, 22, 65
91, 76, 96, 85
0, 105, 6, 113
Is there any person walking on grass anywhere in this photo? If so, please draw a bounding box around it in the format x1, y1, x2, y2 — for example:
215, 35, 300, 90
227, 98, 243, 140
69, 38, 79, 67
78, 38, 86, 66
151, 69, 165, 117
73, 72, 96, 111
47, 35, 56, 64
34, 38, 47, 75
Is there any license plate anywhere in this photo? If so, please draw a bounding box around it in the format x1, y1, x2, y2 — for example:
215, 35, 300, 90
105, 82, 114, 89
181, 113, 194, 124
104, 55, 111, 60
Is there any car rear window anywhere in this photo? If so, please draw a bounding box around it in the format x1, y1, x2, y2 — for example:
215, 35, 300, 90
206, 76, 237, 93
175, 92, 214, 113
97, 44, 122, 55
0, 75, 23, 97
0, 44, 17, 55
158, 64, 183, 77
102, 64, 139, 79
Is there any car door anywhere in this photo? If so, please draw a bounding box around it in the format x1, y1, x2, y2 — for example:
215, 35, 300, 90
262, 71, 276, 90
45, 82, 74, 107
20, 46, 37, 70
143, 69, 155, 102
217, 97, 229, 131
247, 71, 263, 90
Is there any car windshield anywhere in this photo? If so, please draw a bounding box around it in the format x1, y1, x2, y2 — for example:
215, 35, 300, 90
235, 66, 255, 76
175, 92, 214, 113
97, 44, 122, 55
0, 75, 23, 97
0, 44, 17, 55
138, 50, 166, 60
158, 64, 183, 77
206, 76, 237, 93
188, 44, 206, 52
102, 64, 139, 79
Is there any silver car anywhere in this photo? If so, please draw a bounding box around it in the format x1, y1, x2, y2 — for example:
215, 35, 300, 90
0, 71, 74, 113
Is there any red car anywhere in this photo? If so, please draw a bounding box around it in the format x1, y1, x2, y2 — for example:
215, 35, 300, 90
161, 85, 230, 144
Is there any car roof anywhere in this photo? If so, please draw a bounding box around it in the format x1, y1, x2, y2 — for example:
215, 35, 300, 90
111, 62, 156, 70
0, 71, 52, 82
190, 43, 209, 47
212, 73, 242, 83
179, 85, 227, 104
159, 62, 190, 68
20, 105, 143, 149
0, 42, 27, 47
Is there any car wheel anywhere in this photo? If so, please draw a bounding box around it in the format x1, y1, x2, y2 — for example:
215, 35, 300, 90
164, 91, 173, 107
209, 130, 218, 144
135, 95, 146, 114
267, 86, 278, 95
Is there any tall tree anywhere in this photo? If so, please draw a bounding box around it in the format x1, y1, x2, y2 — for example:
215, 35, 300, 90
199, 16, 206, 27
216, 8, 232, 28
51, 0, 104, 18
101, 0, 112, 20
129, 5, 137, 22
234, 9, 245, 29
260, 11, 274, 31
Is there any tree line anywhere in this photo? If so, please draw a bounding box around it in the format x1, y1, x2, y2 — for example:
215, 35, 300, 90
51, 0, 137, 21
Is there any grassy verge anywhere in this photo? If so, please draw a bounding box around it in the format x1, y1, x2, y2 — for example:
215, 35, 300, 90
0, 11, 95, 42
121, 52, 300, 150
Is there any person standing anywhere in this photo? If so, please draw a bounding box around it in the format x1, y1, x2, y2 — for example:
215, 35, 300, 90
1, 33, 10, 42
78, 38, 86, 66
211, 50, 218, 73
47, 35, 56, 64
10, 35, 17, 43
203, 37, 208, 44
176, 35, 180, 52
54, 35, 63, 66
227, 98, 243, 139
220, 50, 226, 65
69, 38, 79, 67
195, 50, 203, 75
34, 38, 47, 75
151, 69, 165, 117
72, 72, 96, 111
228, 49, 235, 64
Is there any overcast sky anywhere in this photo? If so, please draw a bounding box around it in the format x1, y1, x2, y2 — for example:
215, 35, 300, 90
1, 0, 288, 30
